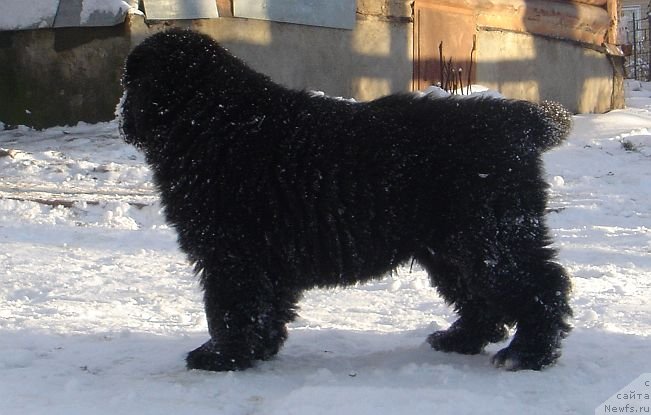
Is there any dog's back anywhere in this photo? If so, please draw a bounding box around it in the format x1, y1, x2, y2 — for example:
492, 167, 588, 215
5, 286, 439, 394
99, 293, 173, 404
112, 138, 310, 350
365, 94, 571, 158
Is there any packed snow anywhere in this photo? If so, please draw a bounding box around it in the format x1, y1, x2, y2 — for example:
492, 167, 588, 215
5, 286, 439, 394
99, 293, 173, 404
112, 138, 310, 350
1, 82, 650, 414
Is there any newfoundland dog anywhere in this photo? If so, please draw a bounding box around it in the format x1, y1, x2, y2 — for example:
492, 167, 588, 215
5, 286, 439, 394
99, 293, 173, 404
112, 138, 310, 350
120, 29, 573, 372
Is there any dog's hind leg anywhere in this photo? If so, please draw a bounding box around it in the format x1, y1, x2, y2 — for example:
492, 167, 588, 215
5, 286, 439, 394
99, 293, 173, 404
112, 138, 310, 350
418, 226, 571, 370
477, 202, 572, 370
490, 259, 572, 371
417, 250, 510, 355
186, 260, 300, 371
463, 212, 572, 370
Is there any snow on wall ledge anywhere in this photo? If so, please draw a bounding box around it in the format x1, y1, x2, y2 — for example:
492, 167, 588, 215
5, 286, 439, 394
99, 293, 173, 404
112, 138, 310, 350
0, 0, 136, 31
0, 0, 58, 30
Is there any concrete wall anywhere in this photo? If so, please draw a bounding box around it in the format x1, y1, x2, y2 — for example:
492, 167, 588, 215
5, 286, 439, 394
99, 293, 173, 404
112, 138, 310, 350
475, 30, 625, 113
0, 25, 130, 129
0, 11, 413, 128
0, 2, 625, 128
138, 15, 413, 102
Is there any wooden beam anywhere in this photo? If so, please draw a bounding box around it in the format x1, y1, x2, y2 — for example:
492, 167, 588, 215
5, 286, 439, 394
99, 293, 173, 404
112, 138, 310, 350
606, 0, 619, 44
415, 0, 610, 46
574, 0, 607, 6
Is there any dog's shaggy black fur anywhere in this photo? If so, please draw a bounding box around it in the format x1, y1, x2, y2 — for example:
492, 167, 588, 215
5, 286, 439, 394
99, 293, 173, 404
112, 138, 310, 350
121, 29, 573, 372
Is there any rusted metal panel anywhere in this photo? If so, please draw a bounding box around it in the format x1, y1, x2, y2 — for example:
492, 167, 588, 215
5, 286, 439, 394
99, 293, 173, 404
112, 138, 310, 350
216, 0, 233, 17
413, 3, 476, 91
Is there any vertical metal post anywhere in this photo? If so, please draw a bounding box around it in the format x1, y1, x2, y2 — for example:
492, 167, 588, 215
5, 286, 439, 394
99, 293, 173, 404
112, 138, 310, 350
634, 12, 638, 80
647, 12, 651, 81
412, 8, 419, 91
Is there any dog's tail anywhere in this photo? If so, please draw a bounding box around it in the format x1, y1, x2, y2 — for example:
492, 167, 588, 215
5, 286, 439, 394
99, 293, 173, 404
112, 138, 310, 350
413, 95, 573, 155
491, 99, 572, 155
535, 100, 573, 151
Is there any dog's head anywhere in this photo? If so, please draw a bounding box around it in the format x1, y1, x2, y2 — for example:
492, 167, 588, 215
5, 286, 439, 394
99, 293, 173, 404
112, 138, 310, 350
119, 29, 233, 153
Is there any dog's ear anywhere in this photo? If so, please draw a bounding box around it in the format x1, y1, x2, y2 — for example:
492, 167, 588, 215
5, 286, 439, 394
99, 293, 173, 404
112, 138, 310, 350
123, 40, 156, 88
123, 29, 181, 87
124, 29, 213, 89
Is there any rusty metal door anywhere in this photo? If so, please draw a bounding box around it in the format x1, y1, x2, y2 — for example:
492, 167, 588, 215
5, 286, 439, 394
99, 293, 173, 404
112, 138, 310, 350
413, 1, 477, 92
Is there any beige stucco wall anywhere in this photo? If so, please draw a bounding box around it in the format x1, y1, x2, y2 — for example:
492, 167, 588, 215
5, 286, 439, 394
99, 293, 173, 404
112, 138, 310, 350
127, 13, 414, 102
0, 12, 414, 128
475, 30, 624, 113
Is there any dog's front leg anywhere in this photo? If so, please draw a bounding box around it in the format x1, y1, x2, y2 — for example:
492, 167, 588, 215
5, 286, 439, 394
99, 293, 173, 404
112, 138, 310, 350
186, 262, 296, 371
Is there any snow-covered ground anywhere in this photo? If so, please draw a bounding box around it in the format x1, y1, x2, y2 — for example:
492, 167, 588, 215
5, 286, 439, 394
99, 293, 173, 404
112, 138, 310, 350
1, 83, 650, 414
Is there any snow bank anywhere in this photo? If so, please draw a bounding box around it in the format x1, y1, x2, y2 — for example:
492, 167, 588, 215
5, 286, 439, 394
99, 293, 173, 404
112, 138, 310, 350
417, 84, 505, 99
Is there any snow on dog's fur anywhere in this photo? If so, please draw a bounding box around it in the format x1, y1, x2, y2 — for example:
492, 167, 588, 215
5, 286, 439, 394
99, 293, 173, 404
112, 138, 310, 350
120, 29, 573, 372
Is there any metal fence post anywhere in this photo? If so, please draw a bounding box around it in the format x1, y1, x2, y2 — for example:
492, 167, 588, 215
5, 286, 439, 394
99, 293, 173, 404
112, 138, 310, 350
647, 11, 651, 81
633, 12, 638, 80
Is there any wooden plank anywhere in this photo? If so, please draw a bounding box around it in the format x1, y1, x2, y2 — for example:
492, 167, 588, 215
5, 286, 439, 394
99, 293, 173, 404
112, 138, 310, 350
482, 0, 609, 45
574, 0, 607, 6
606, 0, 619, 44
415, 0, 609, 46
143, 0, 218, 20
416, 0, 607, 8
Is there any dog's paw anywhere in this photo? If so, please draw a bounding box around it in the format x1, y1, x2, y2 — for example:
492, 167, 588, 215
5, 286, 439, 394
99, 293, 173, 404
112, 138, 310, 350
427, 330, 486, 355
491, 345, 560, 371
428, 323, 508, 355
186, 341, 254, 372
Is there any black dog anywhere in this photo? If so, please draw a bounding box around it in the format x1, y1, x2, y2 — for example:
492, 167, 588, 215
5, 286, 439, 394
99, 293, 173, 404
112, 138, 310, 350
121, 29, 573, 372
